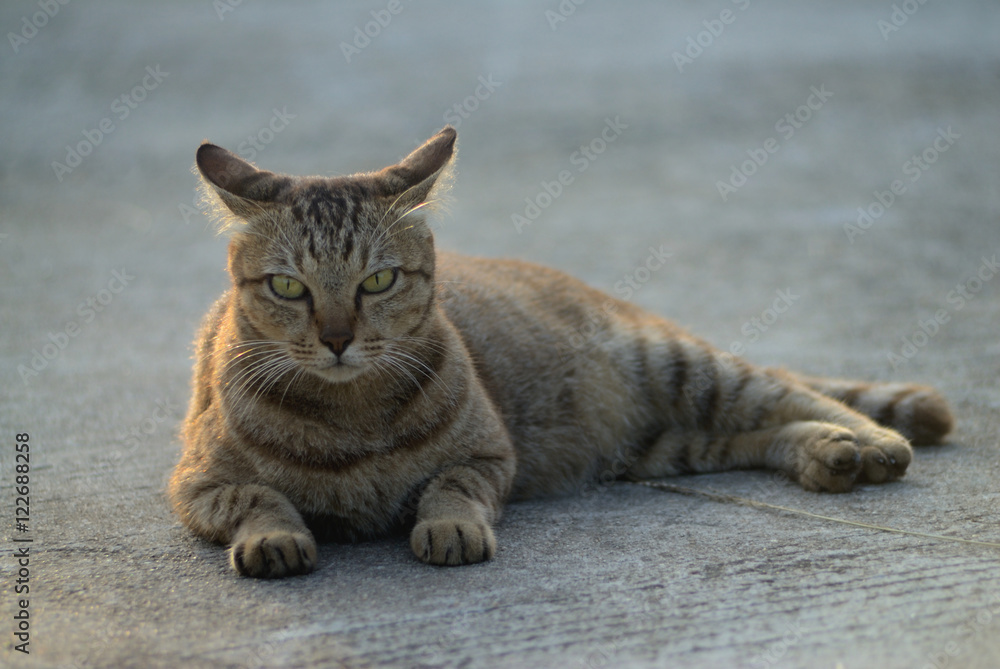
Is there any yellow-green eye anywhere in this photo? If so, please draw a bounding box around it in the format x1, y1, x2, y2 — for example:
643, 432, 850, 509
269, 275, 306, 299
360, 268, 396, 294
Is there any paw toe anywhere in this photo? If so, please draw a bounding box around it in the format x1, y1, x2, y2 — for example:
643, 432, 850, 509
797, 424, 861, 493
858, 434, 912, 483
230, 531, 317, 578
411, 519, 495, 566
823, 438, 862, 472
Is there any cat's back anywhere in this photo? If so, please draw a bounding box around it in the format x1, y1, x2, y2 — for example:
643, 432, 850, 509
436, 251, 655, 497
436, 250, 634, 360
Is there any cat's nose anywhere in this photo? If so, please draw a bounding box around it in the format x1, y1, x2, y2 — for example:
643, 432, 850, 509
321, 328, 354, 357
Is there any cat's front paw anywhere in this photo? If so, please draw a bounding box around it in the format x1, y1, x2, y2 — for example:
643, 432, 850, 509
229, 530, 317, 578
411, 519, 495, 566
856, 427, 912, 483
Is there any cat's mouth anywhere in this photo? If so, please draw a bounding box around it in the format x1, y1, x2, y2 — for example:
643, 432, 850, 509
311, 358, 366, 383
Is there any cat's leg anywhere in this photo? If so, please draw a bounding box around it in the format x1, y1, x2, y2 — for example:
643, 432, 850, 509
410, 460, 511, 566
627, 341, 917, 491
627, 421, 869, 493
170, 478, 317, 578
790, 372, 954, 446
405, 374, 516, 566
762, 374, 915, 485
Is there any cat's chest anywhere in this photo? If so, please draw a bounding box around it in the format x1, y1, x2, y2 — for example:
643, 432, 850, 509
240, 414, 427, 521
241, 409, 389, 469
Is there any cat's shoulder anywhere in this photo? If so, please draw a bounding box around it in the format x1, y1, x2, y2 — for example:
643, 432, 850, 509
437, 250, 587, 289
438, 250, 547, 276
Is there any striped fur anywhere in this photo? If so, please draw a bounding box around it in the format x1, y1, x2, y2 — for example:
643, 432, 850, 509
169, 127, 954, 577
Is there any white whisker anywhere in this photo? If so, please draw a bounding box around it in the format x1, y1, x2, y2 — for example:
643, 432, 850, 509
381, 343, 451, 400
370, 199, 439, 251
378, 353, 428, 400
226, 350, 293, 408
278, 366, 306, 411
247, 357, 299, 408
390, 338, 450, 360
374, 184, 422, 230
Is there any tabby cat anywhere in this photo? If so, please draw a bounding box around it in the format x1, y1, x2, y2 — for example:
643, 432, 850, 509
169, 127, 954, 578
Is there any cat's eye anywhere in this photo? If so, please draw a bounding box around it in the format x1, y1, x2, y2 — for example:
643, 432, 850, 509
269, 275, 307, 299
360, 268, 396, 294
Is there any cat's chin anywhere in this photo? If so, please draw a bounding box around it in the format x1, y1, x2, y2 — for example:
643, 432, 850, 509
311, 364, 366, 384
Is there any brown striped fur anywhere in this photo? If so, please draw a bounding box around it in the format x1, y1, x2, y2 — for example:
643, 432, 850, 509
169, 127, 954, 577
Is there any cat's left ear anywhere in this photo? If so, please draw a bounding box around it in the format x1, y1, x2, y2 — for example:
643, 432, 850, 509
378, 126, 457, 207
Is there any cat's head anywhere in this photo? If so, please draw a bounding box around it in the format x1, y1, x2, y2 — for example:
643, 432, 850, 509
195, 127, 456, 384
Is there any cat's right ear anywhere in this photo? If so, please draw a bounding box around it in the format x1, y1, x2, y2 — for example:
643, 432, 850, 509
195, 142, 290, 223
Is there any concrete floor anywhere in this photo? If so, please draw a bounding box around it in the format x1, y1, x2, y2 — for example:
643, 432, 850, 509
2, 1, 999, 667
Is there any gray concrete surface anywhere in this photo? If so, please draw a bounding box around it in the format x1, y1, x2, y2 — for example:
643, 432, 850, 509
2, 1, 999, 667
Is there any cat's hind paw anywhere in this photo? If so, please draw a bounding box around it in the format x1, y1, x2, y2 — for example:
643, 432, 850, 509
891, 387, 953, 446
794, 422, 862, 493
411, 519, 496, 566
229, 530, 317, 578
856, 428, 912, 484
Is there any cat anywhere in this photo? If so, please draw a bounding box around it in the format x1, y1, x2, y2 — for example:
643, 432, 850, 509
169, 126, 954, 578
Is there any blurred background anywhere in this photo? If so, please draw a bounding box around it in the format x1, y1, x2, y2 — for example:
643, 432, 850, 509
1, 1, 999, 666
3, 1, 998, 380
3, 1, 998, 370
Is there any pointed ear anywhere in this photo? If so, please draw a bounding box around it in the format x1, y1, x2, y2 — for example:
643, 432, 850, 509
378, 126, 457, 206
195, 142, 292, 222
